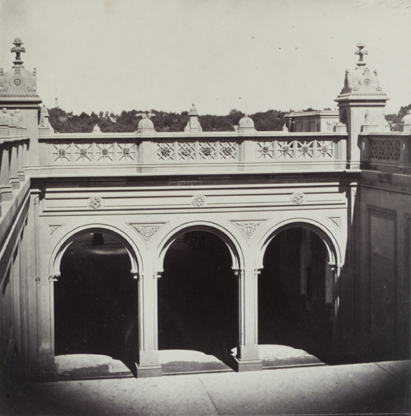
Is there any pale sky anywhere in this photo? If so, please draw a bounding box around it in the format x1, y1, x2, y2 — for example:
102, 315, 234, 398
1, 0, 410, 116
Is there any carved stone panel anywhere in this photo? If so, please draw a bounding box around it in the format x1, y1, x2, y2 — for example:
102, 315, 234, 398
232, 220, 265, 240
129, 223, 167, 244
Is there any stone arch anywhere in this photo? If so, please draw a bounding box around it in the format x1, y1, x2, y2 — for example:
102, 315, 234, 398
155, 221, 244, 274
49, 224, 142, 278
256, 218, 342, 270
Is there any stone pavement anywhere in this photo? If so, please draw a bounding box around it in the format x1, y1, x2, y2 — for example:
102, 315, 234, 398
1, 360, 409, 415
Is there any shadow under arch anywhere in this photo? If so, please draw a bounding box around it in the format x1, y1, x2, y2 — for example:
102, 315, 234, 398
50, 224, 142, 278
50, 225, 143, 377
155, 221, 244, 274
155, 221, 243, 372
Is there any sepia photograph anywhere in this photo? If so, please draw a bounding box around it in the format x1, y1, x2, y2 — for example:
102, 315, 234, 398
0, 0, 410, 414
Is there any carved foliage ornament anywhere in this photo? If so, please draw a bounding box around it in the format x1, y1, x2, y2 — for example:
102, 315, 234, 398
191, 194, 207, 207
290, 191, 306, 205
129, 223, 165, 243
232, 221, 264, 240
88, 196, 103, 209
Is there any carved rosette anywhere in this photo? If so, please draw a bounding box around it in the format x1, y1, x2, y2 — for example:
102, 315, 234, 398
88, 196, 103, 209
232, 221, 264, 240
129, 223, 166, 243
191, 194, 207, 207
290, 191, 306, 205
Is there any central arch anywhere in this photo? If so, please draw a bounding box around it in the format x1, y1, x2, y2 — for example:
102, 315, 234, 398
155, 222, 244, 371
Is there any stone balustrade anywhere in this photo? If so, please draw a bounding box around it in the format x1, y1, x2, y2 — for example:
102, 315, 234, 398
0, 135, 30, 217
37, 131, 348, 176
360, 132, 411, 174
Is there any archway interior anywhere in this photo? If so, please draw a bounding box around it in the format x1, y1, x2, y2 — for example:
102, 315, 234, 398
158, 231, 237, 367
259, 227, 333, 362
55, 231, 138, 364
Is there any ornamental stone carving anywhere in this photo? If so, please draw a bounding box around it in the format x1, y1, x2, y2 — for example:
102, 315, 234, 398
129, 223, 166, 243
88, 196, 103, 209
191, 194, 207, 207
49, 225, 62, 237
232, 221, 264, 240
328, 217, 341, 228
290, 191, 306, 205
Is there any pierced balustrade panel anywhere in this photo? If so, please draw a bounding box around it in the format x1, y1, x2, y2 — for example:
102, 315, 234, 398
257, 139, 335, 161
157, 140, 238, 162
50, 142, 137, 164
369, 138, 401, 161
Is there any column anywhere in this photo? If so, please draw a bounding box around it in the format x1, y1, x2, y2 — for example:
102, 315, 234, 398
9, 141, 20, 190
0, 141, 12, 202
135, 266, 162, 377
234, 262, 262, 372
17, 140, 26, 182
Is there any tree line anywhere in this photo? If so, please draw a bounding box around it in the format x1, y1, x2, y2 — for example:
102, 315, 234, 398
48, 104, 410, 133
48, 108, 286, 133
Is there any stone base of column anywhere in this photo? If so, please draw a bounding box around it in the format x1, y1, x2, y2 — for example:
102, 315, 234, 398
233, 357, 262, 372
0, 186, 13, 201
136, 364, 163, 378
9, 177, 20, 190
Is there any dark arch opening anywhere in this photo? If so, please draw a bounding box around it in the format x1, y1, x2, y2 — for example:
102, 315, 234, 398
259, 227, 333, 364
158, 230, 237, 371
55, 231, 138, 370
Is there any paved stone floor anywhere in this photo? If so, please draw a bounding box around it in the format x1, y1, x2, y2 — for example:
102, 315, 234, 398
1, 359, 410, 415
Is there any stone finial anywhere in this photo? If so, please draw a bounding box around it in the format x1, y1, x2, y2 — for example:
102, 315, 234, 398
15, 109, 25, 128
0, 108, 10, 126
39, 104, 50, 127
185, 104, 203, 133
189, 104, 198, 116
92, 124, 101, 133
238, 114, 256, 133
137, 113, 156, 134
355, 42, 367, 67
11, 37, 25, 66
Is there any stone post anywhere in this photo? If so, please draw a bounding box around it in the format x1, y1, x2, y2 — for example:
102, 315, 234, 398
335, 44, 389, 169
234, 261, 262, 372
17, 140, 26, 182
9, 141, 20, 190
0, 141, 12, 201
135, 266, 162, 377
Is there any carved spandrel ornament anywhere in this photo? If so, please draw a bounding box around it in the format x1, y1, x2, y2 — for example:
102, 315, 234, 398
328, 217, 341, 228
49, 225, 63, 237
128, 223, 167, 244
232, 221, 265, 240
